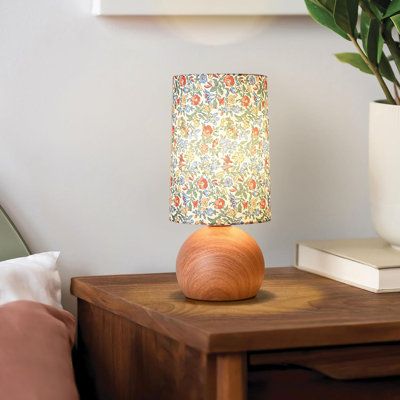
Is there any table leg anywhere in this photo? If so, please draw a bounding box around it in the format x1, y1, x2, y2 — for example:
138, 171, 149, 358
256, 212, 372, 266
216, 353, 247, 400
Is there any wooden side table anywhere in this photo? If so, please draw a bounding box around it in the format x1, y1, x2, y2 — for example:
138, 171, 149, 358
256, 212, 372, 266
71, 267, 400, 400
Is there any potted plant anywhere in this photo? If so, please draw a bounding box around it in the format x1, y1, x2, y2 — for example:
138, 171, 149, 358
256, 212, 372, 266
305, 0, 400, 249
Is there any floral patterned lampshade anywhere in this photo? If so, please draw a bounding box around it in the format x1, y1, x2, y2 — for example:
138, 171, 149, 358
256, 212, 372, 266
169, 73, 270, 226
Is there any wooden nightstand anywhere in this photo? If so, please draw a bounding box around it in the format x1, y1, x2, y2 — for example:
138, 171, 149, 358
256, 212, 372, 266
71, 267, 400, 400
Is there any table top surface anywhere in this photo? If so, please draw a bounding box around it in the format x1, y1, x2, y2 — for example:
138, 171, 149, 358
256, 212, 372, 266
71, 267, 400, 353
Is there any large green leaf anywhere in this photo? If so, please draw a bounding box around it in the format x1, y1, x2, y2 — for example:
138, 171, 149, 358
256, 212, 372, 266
383, 0, 400, 17
365, 0, 384, 18
360, 10, 384, 64
335, 52, 373, 73
379, 53, 397, 81
371, 0, 391, 15
334, 0, 360, 35
312, 0, 336, 11
365, 3, 382, 18
391, 13, 400, 31
335, 52, 397, 82
305, 0, 350, 39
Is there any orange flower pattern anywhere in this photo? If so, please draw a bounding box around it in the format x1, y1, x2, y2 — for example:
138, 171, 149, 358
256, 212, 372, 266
169, 73, 270, 225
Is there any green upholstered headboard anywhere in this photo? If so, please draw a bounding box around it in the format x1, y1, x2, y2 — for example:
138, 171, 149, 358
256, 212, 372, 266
0, 205, 30, 261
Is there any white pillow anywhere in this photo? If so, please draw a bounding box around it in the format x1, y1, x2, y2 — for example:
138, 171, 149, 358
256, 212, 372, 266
0, 252, 62, 309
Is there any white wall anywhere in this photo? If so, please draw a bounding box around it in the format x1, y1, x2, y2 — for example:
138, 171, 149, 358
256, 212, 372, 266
0, 0, 379, 312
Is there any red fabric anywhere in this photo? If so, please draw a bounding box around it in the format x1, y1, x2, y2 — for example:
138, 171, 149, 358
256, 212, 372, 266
0, 300, 79, 400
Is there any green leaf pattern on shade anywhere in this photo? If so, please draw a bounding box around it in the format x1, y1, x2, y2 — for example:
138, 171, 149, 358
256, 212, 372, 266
169, 74, 271, 226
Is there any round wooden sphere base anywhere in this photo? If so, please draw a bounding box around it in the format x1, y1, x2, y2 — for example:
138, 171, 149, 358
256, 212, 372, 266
176, 226, 265, 301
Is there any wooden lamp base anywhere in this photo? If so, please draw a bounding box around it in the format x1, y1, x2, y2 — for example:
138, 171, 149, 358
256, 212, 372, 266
176, 226, 265, 301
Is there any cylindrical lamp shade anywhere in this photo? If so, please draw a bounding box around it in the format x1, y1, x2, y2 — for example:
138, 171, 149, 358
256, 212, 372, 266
169, 73, 270, 226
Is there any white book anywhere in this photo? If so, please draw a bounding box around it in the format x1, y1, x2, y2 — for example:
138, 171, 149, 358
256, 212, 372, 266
296, 238, 400, 293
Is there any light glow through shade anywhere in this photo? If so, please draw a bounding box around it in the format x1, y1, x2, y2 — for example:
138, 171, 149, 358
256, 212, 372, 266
169, 73, 270, 226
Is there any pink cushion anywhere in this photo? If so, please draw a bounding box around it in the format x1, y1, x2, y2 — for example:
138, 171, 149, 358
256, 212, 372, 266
0, 300, 79, 400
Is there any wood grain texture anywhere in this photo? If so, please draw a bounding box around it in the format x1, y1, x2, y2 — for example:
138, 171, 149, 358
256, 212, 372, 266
71, 268, 400, 353
248, 368, 400, 400
76, 300, 216, 400
216, 353, 246, 400
249, 343, 400, 380
73, 270, 400, 400
176, 226, 265, 301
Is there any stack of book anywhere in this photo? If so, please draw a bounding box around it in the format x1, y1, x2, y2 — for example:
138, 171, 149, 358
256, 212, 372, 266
296, 238, 400, 293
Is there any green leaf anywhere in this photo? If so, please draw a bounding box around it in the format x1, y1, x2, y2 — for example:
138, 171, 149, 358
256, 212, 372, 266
309, 0, 336, 12
333, 0, 360, 35
383, 0, 400, 17
379, 53, 397, 81
365, 0, 384, 19
371, 0, 391, 15
305, 0, 350, 39
360, 10, 384, 64
391, 13, 400, 32
335, 52, 373, 74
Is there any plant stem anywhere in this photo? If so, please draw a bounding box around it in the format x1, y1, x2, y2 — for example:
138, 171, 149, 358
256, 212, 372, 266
395, 83, 400, 105
349, 35, 396, 104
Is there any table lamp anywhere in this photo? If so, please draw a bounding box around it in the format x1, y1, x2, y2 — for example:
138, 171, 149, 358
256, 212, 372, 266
169, 73, 270, 301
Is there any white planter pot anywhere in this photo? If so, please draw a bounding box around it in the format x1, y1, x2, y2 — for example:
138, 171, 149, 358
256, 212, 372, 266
369, 101, 400, 250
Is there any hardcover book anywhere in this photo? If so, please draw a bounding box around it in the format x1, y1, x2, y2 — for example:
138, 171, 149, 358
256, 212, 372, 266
296, 238, 400, 293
